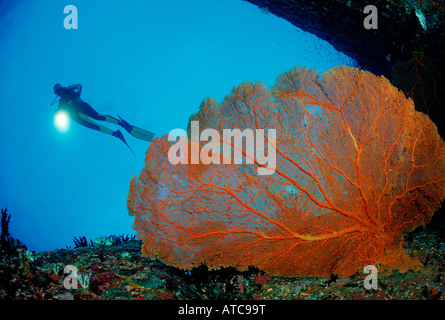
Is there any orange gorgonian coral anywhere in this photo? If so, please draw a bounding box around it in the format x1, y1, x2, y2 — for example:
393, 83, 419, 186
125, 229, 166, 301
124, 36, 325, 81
127, 66, 445, 277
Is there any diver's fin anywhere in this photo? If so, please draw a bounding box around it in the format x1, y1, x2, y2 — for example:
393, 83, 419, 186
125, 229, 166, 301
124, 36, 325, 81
113, 130, 136, 157
127, 126, 155, 142
117, 115, 155, 142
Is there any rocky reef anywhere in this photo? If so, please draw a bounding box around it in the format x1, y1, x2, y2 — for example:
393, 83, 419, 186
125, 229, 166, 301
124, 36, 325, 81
245, 0, 445, 137
0, 225, 444, 300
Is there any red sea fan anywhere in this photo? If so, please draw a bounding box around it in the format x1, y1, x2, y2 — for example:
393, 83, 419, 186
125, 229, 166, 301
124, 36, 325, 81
127, 66, 445, 277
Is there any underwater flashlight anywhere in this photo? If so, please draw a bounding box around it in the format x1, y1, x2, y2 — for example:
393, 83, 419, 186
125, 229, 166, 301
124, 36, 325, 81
54, 110, 70, 133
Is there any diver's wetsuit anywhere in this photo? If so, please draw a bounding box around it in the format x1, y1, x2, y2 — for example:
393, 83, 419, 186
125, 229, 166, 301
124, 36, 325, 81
53, 83, 154, 151
57, 84, 119, 135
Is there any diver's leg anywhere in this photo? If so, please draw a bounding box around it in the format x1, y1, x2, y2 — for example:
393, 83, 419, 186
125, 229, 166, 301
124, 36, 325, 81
77, 101, 119, 124
75, 101, 154, 142
96, 114, 119, 124
71, 111, 132, 152
76, 113, 114, 135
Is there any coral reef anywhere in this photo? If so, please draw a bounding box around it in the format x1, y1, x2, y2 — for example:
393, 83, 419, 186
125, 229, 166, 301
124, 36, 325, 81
72, 236, 92, 248
127, 66, 445, 277
0, 208, 12, 256
1, 208, 27, 256
71, 234, 137, 248
0, 226, 444, 300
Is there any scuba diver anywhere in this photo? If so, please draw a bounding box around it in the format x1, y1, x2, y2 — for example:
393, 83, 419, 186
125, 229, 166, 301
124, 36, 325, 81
52, 83, 155, 153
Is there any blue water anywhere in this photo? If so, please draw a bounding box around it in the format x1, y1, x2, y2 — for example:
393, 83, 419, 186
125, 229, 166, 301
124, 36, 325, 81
0, 0, 356, 252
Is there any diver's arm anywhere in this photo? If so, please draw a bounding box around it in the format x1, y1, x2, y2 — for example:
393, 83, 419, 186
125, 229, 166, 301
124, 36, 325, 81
66, 84, 82, 94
